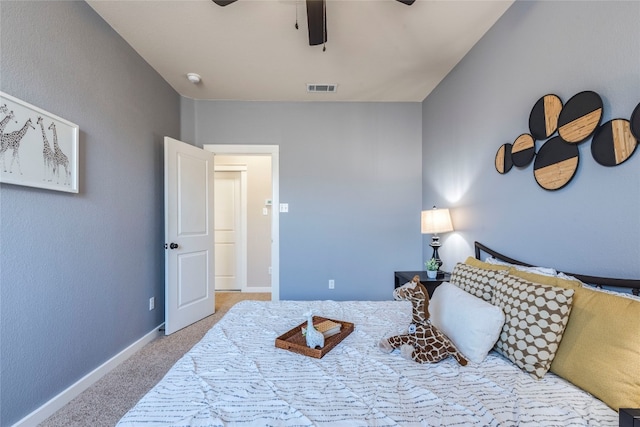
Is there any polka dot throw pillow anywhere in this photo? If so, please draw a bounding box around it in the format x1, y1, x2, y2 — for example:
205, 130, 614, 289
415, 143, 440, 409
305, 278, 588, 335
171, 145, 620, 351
449, 262, 507, 302
491, 274, 575, 379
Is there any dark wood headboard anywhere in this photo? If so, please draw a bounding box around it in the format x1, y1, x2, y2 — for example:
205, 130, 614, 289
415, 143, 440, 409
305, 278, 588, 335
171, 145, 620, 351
474, 241, 640, 295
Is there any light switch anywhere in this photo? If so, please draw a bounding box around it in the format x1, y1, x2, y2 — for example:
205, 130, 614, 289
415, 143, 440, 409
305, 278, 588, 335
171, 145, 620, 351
279, 203, 289, 213
263, 208, 268, 216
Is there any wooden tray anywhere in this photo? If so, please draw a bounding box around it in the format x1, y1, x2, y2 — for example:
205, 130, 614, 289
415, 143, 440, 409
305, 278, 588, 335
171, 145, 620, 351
275, 316, 354, 359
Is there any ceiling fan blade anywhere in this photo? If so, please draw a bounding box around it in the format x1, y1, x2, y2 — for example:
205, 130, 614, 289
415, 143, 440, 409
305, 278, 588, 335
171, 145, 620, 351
395, 0, 416, 5
212, 0, 238, 6
306, 0, 327, 46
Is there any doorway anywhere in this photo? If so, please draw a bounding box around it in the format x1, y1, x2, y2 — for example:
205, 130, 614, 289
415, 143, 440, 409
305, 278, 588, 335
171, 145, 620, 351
205, 144, 279, 301
214, 166, 247, 291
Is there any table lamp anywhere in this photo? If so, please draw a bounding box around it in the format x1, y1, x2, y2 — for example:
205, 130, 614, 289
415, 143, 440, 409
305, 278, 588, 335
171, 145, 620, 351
421, 206, 454, 270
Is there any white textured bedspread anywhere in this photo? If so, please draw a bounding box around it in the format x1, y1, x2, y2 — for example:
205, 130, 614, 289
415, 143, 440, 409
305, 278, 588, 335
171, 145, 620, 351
118, 300, 617, 426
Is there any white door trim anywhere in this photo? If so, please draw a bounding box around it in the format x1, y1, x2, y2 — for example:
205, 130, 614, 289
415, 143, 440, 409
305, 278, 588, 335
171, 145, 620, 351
204, 144, 279, 302
214, 165, 247, 292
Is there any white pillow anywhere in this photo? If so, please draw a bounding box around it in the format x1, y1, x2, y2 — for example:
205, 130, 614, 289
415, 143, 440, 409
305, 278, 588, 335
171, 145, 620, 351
430, 282, 505, 364
484, 256, 557, 276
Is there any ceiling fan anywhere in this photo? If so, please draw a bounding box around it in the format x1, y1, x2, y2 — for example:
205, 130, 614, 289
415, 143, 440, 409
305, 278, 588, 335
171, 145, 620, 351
212, 0, 415, 48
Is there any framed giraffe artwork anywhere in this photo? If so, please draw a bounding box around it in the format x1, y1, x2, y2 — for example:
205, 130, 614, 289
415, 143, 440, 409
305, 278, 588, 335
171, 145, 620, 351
0, 92, 79, 193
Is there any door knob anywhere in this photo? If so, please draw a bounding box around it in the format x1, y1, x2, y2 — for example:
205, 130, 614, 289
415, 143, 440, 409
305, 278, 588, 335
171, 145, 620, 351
168, 243, 179, 249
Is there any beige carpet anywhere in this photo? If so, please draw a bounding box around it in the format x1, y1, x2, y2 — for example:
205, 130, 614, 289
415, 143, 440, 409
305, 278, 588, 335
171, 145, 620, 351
39, 292, 271, 427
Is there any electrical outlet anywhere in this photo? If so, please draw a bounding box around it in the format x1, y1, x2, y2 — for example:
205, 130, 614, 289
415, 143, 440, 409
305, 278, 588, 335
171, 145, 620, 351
149, 297, 155, 311
328, 279, 335, 289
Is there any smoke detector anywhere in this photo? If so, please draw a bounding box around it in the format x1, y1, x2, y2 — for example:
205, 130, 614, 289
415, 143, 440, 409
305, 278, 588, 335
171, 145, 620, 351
187, 73, 202, 84
307, 83, 337, 93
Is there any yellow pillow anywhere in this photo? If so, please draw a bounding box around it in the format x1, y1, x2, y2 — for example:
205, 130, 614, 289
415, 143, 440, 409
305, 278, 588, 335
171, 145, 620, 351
550, 286, 640, 411
508, 268, 582, 290
463, 256, 510, 272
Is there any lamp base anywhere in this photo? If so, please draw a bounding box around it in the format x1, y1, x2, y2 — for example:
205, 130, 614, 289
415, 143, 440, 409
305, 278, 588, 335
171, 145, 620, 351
430, 237, 443, 270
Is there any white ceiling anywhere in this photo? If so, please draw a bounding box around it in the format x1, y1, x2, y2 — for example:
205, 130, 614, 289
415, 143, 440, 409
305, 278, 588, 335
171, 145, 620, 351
87, 0, 513, 102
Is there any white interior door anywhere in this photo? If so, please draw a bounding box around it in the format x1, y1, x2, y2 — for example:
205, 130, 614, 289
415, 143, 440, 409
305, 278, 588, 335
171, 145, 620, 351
164, 137, 215, 335
214, 168, 247, 291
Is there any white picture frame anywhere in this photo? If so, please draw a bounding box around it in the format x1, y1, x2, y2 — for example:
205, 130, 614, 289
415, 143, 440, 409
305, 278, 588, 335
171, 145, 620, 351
0, 92, 79, 193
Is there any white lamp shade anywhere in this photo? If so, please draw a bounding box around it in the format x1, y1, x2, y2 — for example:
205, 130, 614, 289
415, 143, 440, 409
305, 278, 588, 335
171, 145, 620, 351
421, 208, 454, 234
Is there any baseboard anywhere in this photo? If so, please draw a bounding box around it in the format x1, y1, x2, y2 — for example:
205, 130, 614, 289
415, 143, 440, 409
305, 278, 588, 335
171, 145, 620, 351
243, 286, 272, 293
12, 323, 164, 427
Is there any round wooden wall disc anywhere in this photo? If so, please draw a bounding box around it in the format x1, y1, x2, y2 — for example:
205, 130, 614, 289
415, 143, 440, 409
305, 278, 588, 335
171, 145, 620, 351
511, 133, 535, 167
631, 102, 640, 140
495, 143, 513, 174
529, 94, 562, 140
557, 91, 603, 144
591, 119, 638, 166
534, 136, 579, 190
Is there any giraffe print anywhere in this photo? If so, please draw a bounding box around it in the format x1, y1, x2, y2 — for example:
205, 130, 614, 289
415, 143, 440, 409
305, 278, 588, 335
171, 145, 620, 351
48, 122, 70, 185
0, 106, 15, 170
0, 104, 16, 147
0, 109, 15, 136
37, 117, 55, 181
1, 117, 35, 174
379, 277, 468, 365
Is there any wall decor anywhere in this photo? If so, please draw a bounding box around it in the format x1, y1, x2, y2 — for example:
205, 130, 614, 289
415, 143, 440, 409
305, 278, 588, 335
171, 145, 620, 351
495, 89, 638, 191
511, 133, 536, 167
529, 94, 562, 140
591, 119, 638, 166
495, 143, 513, 174
0, 92, 79, 193
631, 102, 640, 140
557, 91, 603, 143
533, 136, 579, 191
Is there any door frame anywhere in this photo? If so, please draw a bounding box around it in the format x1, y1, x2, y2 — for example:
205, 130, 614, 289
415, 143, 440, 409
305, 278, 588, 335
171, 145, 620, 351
213, 165, 247, 292
204, 144, 279, 301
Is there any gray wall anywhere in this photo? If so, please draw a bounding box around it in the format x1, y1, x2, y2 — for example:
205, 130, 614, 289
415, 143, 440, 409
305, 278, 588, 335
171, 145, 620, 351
183, 100, 424, 300
0, 2, 179, 425
422, 1, 640, 279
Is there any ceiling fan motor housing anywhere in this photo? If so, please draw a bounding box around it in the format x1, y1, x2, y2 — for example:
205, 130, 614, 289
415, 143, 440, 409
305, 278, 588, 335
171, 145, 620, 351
306, 0, 327, 46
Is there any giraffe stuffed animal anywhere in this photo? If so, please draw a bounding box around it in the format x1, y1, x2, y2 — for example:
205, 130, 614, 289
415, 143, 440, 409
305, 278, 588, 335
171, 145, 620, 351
378, 276, 468, 366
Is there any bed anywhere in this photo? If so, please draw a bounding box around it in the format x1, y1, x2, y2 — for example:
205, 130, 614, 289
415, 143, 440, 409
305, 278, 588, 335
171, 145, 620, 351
117, 242, 640, 426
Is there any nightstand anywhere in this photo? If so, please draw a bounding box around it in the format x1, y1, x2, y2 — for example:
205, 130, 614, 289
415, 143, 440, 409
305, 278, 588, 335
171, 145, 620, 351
394, 271, 451, 298
620, 408, 640, 427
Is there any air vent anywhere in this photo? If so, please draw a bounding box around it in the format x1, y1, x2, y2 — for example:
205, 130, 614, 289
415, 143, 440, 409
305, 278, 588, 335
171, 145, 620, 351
307, 84, 337, 93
